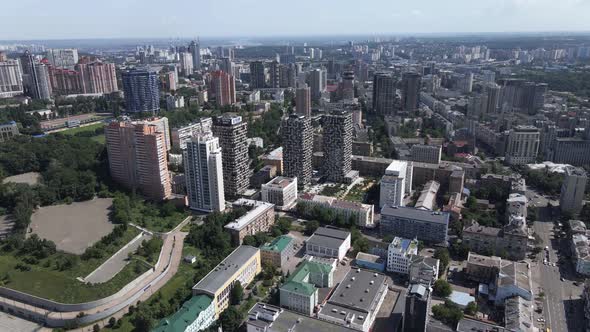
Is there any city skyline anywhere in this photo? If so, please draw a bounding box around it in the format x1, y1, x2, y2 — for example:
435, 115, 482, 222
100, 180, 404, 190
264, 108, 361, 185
2, 0, 590, 40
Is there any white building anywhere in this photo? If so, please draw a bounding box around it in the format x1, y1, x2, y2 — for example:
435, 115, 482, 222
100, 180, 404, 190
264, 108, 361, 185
183, 133, 225, 212
494, 260, 533, 305
166, 94, 185, 110
387, 237, 418, 274
171, 118, 213, 150
507, 193, 528, 219
380, 160, 411, 208
572, 233, 590, 276
306, 227, 351, 261
560, 166, 587, 215
411, 144, 442, 164
505, 125, 540, 165
153, 295, 215, 332
298, 193, 374, 228
261, 176, 298, 210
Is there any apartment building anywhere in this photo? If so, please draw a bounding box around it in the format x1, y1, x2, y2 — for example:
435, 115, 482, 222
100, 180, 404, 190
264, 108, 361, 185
387, 237, 419, 274
224, 201, 275, 245
261, 176, 298, 210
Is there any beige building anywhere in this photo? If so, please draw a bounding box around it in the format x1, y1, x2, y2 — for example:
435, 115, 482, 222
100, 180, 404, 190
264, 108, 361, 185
224, 200, 275, 245
105, 120, 172, 201
261, 176, 298, 210
465, 252, 502, 283
505, 125, 540, 165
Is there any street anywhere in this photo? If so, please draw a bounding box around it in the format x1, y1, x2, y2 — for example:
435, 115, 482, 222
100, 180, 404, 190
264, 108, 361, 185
532, 199, 586, 332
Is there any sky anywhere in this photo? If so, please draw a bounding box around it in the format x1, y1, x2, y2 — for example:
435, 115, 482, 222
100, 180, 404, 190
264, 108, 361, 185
1, 0, 590, 40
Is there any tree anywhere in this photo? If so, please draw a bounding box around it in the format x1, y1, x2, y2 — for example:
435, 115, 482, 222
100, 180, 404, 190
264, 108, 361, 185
433, 279, 453, 297
465, 301, 478, 316
434, 248, 450, 274
230, 283, 244, 305
108, 317, 116, 328
353, 236, 370, 253
304, 220, 319, 235
432, 302, 464, 328
218, 306, 244, 332
242, 235, 257, 247
93, 324, 100, 332
132, 306, 154, 332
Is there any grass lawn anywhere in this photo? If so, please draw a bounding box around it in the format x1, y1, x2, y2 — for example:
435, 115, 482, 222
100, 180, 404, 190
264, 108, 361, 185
0, 227, 150, 303
59, 122, 106, 144
345, 183, 367, 203
320, 184, 346, 197
102, 246, 202, 332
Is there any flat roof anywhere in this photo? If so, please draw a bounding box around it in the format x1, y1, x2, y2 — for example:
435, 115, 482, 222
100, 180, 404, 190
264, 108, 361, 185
385, 160, 407, 177
467, 252, 502, 268
224, 201, 274, 231
281, 260, 333, 296
263, 176, 296, 189
192, 246, 259, 295
380, 206, 450, 224
307, 227, 351, 249
260, 235, 293, 253
247, 303, 357, 332
457, 319, 506, 332
318, 269, 387, 325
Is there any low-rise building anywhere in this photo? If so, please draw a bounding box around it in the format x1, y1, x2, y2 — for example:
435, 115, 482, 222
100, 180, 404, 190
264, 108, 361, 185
279, 259, 334, 315
409, 256, 439, 287
355, 252, 386, 272
387, 237, 418, 274
462, 221, 528, 260
153, 295, 216, 332
583, 280, 590, 331
0, 121, 19, 142
571, 233, 590, 276
317, 268, 388, 332
260, 235, 295, 270
465, 252, 502, 283
261, 177, 298, 210
246, 302, 357, 332
305, 227, 351, 261
504, 296, 534, 332
414, 180, 439, 211
569, 219, 587, 235
410, 144, 442, 164
380, 206, 449, 245
298, 193, 374, 228
224, 201, 275, 245
251, 165, 277, 188
494, 260, 533, 305
192, 246, 261, 317
261, 147, 283, 175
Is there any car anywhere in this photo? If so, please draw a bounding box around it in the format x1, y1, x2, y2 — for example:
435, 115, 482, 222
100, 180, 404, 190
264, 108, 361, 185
545, 246, 549, 250
561, 277, 565, 282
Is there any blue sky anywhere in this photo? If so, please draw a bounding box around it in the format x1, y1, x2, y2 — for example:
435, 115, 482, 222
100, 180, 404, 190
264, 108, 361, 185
1, 0, 590, 40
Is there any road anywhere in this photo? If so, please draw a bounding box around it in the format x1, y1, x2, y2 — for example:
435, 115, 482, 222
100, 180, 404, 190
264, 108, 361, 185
530, 189, 586, 332
0, 225, 188, 329
83, 232, 152, 284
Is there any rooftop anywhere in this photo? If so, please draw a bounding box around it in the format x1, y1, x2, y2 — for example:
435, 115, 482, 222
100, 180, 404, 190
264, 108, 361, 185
307, 227, 351, 249
385, 160, 407, 177
355, 252, 383, 264
281, 260, 333, 296
318, 269, 387, 325
263, 147, 283, 160
467, 252, 502, 268
192, 246, 260, 296
263, 176, 296, 189
504, 296, 534, 332
463, 222, 501, 237
381, 206, 450, 225
498, 261, 532, 294
260, 235, 293, 253
247, 303, 357, 332
153, 295, 212, 332
456, 318, 506, 332
224, 201, 274, 231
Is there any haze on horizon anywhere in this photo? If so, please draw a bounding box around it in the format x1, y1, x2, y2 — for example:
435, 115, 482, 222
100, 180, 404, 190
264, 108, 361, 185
1, 0, 590, 41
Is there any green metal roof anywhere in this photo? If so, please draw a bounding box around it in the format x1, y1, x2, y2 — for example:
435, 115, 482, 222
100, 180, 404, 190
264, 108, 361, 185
152, 295, 213, 332
260, 235, 293, 253
280, 260, 332, 297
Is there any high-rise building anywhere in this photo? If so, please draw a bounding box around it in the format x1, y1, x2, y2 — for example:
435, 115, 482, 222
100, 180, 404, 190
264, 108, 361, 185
121, 68, 160, 113
188, 40, 201, 69
212, 114, 251, 198
105, 121, 172, 201
560, 167, 587, 215
48, 67, 83, 95
380, 160, 409, 208
220, 57, 234, 75
171, 118, 213, 150
505, 125, 540, 165
250, 61, 265, 89
340, 70, 355, 100
401, 72, 421, 113
269, 60, 280, 89
20, 51, 52, 100
372, 72, 396, 115
295, 86, 311, 117
184, 133, 225, 212
309, 68, 326, 103
0, 59, 23, 98
209, 70, 236, 106
484, 83, 501, 114
281, 114, 313, 187
322, 111, 353, 183
77, 61, 118, 94
179, 52, 194, 77
46, 48, 79, 68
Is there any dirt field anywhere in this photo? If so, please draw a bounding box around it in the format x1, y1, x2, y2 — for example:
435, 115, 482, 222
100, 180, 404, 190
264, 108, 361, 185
28, 198, 114, 254
2, 172, 41, 186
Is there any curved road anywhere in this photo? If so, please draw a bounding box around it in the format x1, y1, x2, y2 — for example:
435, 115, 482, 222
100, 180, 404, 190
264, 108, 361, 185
0, 217, 192, 329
